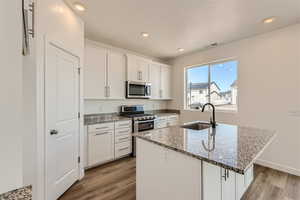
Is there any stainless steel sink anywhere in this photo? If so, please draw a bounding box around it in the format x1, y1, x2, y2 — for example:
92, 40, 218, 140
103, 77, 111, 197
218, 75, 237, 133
181, 122, 211, 131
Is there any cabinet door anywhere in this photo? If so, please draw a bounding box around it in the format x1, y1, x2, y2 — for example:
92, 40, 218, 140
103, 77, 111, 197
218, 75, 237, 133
84, 44, 107, 99
203, 162, 222, 200
149, 63, 161, 99
88, 131, 114, 166
127, 54, 140, 82
138, 58, 150, 82
221, 168, 236, 200
161, 65, 172, 99
107, 51, 125, 99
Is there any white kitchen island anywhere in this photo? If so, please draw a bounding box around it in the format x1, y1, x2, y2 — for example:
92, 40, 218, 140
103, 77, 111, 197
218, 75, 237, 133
135, 123, 275, 200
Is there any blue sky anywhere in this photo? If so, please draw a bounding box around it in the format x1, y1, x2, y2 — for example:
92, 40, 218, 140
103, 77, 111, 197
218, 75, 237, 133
187, 60, 237, 92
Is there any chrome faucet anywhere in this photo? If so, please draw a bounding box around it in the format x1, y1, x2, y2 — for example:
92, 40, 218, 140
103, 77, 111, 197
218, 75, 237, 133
201, 103, 216, 128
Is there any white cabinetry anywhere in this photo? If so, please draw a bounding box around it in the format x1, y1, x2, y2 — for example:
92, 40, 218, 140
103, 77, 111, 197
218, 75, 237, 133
149, 62, 172, 100
87, 123, 115, 166
203, 161, 254, 200
160, 65, 172, 99
84, 42, 125, 99
149, 62, 161, 99
114, 120, 132, 159
107, 51, 126, 99
155, 114, 179, 128
136, 138, 202, 200
84, 44, 107, 99
127, 54, 149, 82
86, 120, 132, 168
221, 168, 236, 200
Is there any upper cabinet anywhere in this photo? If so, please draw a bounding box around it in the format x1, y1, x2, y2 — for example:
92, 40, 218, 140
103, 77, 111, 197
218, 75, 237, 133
107, 51, 126, 99
84, 42, 125, 99
150, 62, 172, 100
84, 42, 172, 100
84, 44, 107, 99
160, 64, 172, 99
126, 54, 150, 82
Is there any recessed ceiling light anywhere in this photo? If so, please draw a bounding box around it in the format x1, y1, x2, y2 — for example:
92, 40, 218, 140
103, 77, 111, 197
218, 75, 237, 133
177, 48, 185, 52
73, 2, 86, 11
263, 17, 276, 24
141, 32, 150, 38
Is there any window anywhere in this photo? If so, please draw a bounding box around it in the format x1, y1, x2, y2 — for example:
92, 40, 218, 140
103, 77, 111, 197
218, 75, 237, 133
186, 60, 238, 111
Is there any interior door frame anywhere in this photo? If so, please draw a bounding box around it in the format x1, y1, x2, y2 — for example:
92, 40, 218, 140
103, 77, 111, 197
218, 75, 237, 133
36, 36, 84, 200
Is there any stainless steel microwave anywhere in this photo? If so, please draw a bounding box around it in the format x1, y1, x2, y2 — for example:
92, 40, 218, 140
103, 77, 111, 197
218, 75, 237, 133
126, 81, 151, 99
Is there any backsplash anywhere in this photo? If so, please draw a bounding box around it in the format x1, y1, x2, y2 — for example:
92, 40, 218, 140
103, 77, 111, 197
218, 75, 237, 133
84, 99, 168, 114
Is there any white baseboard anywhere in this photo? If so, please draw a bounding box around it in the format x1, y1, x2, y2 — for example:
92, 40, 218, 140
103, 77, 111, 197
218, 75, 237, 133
255, 159, 300, 177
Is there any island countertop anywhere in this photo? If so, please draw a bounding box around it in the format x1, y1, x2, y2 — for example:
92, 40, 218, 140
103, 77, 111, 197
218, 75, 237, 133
134, 122, 275, 174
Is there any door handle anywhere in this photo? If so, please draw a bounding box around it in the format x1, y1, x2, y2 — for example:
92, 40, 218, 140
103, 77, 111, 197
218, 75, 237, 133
50, 129, 58, 135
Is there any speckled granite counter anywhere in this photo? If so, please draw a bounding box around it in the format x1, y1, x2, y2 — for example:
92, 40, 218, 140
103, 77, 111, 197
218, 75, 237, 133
84, 109, 180, 125
134, 122, 275, 174
84, 113, 130, 125
0, 186, 32, 200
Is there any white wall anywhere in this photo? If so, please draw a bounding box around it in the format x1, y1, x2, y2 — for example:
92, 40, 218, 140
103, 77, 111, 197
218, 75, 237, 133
85, 100, 168, 114
0, 0, 23, 194
29, 0, 85, 199
169, 24, 300, 175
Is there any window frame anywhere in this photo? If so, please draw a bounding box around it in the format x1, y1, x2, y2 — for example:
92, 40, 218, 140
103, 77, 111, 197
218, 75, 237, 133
184, 57, 238, 113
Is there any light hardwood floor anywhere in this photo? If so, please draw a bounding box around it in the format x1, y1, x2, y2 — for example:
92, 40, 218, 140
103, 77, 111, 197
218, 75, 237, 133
59, 157, 300, 200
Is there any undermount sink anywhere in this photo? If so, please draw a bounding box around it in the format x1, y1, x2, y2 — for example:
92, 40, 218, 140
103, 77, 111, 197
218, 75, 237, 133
181, 122, 211, 131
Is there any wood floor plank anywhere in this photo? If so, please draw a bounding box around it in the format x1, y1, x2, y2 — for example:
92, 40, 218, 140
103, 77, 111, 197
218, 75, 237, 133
60, 157, 300, 200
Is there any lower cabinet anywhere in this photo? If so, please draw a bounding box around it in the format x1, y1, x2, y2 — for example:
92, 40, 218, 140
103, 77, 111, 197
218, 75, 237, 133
203, 162, 254, 200
155, 114, 179, 129
87, 120, 132, 168
88, 128, 114, 166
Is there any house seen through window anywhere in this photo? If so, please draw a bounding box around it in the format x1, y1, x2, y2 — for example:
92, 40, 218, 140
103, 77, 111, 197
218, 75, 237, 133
186, 60, 238, 111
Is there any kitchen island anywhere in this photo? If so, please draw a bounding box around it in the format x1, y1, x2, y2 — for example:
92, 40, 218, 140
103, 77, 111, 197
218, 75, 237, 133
134, 122, 275, 200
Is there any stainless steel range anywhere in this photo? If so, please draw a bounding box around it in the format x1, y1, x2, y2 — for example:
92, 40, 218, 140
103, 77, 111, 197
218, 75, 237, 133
120, 105, 156, 132
120, 105, 156, 156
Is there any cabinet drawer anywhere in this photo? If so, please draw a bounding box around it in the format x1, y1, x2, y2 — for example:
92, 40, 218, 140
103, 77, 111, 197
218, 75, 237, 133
88, 122, 114, 133
115, 141, 132, 158
115, 134, 132, 144
115, 120, 131, 129
168, 115, 179, 121
115, 127, 132, 136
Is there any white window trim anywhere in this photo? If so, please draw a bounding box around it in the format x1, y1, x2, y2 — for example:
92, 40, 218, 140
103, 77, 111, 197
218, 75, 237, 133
184, 57, 239, 113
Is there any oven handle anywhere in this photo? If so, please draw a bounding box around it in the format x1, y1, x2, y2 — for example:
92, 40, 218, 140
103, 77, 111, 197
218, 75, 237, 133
135, 120, 155, 123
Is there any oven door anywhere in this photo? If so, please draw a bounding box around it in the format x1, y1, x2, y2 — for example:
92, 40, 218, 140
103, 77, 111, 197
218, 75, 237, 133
127, 81, 151, 99
134, 120, 155, 132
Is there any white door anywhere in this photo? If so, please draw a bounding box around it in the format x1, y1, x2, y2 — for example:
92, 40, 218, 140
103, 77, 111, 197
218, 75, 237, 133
84, 44, 107, 99
107, 51, 125, 99
45, 43, 80, 200
150, 63, 161, 99
161, 65, 172, 99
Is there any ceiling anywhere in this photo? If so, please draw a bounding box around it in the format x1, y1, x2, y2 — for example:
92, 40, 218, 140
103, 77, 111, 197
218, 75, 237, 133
66, 0, 300, 60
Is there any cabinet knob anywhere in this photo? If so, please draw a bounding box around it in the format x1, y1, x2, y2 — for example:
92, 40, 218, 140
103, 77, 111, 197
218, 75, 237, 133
50, 129, 58, 135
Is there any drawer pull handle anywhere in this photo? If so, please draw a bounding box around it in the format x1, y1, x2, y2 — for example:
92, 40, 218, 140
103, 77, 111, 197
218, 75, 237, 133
118, 147, 130, 151
95, 132, 109, 136
95, 127, 109, 130
119, 137, 129, 141
118, 130, 130, 134
118, 123, 130, 127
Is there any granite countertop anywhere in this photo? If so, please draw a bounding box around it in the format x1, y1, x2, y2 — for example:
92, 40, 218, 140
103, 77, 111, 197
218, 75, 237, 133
84, 109, 180, 125
134, 122, 275, 174
0, 186, 32, 200
84, 113, 130, 125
